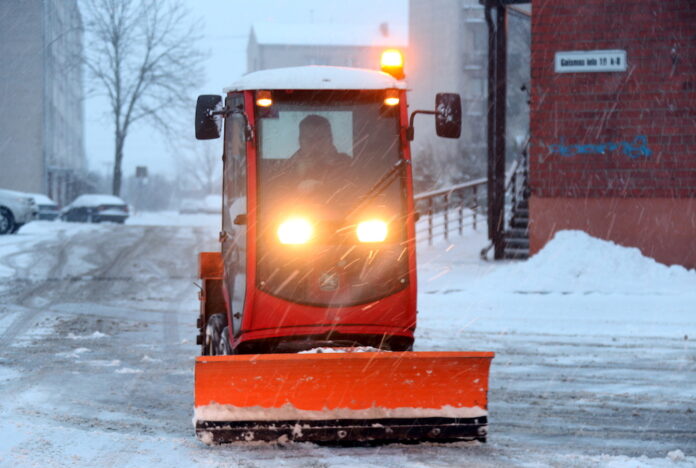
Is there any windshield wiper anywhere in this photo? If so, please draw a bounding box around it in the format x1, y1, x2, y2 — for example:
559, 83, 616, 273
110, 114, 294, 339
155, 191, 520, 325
346, 158, 409, 220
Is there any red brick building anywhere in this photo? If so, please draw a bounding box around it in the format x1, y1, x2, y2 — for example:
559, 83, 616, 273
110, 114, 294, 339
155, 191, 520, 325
529, 0, 696, 268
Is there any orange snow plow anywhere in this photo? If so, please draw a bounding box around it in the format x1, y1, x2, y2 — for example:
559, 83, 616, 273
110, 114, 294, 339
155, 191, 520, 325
194, 351, 493, 444
192, 58, 495, 445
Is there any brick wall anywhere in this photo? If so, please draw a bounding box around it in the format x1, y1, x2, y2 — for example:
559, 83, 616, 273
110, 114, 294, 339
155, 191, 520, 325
530, 0, 696, 199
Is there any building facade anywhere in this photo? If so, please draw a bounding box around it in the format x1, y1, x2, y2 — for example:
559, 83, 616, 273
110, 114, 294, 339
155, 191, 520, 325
247, 23, 406, 73
0, 0, 85, 206
529, 0, 696, 267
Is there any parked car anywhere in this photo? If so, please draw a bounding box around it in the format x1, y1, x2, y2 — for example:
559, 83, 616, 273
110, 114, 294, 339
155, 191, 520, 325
202, 194, 222, 214
178, 195, 222, 214
61, 194, 129, 224
179, 198, 206, 214
28, 193, 60, 221
0, 188, 37, 234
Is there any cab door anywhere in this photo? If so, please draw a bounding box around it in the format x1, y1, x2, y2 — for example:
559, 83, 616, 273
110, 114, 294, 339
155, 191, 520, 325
221, 93, 247, 336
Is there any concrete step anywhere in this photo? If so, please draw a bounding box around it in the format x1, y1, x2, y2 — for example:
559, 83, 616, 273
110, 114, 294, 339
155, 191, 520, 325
510, 217, 529, 229
503, 247, 530, 260
507, 227, 529, 238
514, 199, 529, 210
504, 237, 529, 249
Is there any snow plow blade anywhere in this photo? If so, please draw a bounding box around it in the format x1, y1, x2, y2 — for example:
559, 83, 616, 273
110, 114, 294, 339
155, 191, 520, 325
194, 351, 494, 445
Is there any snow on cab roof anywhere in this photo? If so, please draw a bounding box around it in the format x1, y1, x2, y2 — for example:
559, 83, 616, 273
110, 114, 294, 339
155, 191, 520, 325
224, 66, 406, 92
251, 22, 407, 47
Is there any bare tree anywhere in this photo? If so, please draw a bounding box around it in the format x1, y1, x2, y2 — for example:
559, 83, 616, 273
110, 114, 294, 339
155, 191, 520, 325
82, 0, 203, 196
172, 139, 222, 197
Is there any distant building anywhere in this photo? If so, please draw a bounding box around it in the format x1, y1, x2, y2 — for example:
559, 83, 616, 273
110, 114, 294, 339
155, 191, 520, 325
408, 0, 487, 187
408, 0, 530, 188
0, 0, 86, 206
246, 22, 407, 73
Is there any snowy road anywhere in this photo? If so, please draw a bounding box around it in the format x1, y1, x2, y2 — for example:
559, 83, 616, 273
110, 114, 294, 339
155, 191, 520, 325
0, 215, 694, 467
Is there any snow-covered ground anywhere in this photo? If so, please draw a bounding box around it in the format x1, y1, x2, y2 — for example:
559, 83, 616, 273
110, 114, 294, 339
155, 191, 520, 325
0, 213, 694, 467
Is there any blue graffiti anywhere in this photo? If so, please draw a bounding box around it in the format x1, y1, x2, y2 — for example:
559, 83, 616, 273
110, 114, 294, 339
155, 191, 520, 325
548, 136, 652, 159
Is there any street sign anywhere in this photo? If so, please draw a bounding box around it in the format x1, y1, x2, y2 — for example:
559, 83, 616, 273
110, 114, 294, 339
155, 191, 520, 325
554, 50, 627, 73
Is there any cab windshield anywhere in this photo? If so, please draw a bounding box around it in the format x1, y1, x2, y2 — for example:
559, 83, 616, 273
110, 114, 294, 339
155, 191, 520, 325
255, 90, 408, 307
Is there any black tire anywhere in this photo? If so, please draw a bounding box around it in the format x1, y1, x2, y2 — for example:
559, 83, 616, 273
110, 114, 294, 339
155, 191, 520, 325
10, 223, 23, 234
205, 313, 227, 356
219, 326, 232, 355
0, 208, 15, 235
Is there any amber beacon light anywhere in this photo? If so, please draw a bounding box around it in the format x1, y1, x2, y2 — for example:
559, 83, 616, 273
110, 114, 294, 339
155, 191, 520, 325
380, 49, 404, 80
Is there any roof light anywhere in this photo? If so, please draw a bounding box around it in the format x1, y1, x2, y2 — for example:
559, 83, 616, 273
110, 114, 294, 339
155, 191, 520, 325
256, 90, 273, 107
380, 49, 404, 80
384, 89, 400, 106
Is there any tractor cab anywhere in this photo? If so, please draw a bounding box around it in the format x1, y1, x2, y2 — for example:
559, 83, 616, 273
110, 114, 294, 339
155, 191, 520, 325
195, 65, 461, 355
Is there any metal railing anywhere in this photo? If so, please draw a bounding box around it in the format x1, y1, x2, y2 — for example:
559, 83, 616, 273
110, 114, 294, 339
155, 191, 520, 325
504, 141, 529, 227
414, 177, 488, 245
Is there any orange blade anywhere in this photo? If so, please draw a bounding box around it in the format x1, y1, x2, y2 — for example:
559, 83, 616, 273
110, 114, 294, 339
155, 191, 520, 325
194, 351, 494, 422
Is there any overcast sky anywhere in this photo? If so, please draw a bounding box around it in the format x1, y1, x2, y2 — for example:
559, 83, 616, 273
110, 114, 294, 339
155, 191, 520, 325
84, 0, 408, 180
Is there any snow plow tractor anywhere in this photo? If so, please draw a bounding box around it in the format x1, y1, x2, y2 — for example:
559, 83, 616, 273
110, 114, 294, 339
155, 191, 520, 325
193, 54, 494, 445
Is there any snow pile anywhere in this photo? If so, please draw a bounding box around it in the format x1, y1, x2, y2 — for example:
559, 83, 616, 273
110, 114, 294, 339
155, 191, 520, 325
478, 230, 696, 294
115, 367, 143, 374
67, 331, 109, 340
559, 450, 696, 467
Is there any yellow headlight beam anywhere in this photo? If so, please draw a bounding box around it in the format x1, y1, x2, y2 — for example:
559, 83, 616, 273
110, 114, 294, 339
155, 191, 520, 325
356, 220, 388, 243
277, 218, 313, 245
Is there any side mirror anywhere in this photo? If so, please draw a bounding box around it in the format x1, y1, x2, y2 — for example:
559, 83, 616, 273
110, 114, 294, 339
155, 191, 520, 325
435, 93, 461, 139
195, 95, 222, 140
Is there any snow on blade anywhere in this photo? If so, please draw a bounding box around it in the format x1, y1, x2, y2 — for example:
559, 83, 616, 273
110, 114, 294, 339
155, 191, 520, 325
193, 402, 487, 423
298, 346, 383, 354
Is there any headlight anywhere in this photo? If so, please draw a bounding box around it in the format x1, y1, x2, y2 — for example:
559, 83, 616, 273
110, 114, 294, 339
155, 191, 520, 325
356, 220, 388, 243
277, 218, 313, 245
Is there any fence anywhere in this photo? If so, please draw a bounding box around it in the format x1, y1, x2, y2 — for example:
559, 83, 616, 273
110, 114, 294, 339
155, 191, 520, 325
414, 178, 488, 245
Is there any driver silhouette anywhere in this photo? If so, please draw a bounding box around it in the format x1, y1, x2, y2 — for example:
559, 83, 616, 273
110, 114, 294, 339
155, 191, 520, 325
288, 115, 351, 193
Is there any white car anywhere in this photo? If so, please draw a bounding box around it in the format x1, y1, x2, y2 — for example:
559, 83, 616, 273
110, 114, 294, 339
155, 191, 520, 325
179, 195, 222, 214
0, 188, 37, 234
179, 198, 206, 214
28, 193, 60, 221
61, 194, 129, 224
202, 194, 222, 214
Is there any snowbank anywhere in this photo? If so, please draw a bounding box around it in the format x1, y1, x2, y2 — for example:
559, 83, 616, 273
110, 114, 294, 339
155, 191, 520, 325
478, 230, 696, 295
